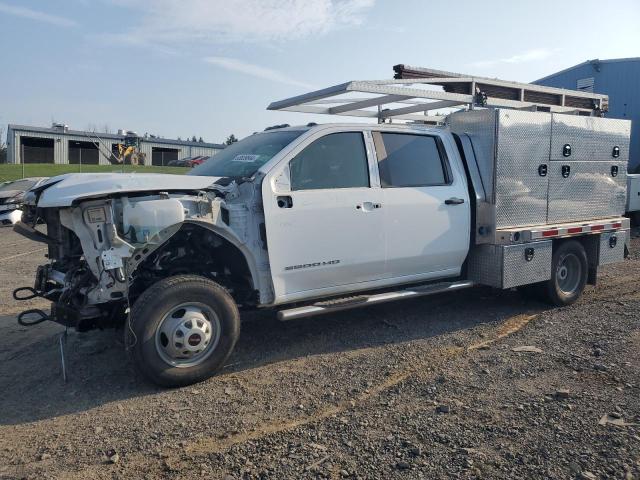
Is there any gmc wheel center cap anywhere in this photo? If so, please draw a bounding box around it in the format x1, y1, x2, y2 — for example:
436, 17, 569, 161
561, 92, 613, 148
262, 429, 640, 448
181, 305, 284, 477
188, 334, 201, 346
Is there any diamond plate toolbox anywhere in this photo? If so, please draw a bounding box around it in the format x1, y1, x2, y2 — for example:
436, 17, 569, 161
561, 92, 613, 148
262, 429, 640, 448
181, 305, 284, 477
598, 230, 627, 265
468, 240, 552, 289
550, 115, 630, 162
448, 109, 631, 230
547, 161, 627, 223
494, 110, 551, 229
449, 109, 552, 229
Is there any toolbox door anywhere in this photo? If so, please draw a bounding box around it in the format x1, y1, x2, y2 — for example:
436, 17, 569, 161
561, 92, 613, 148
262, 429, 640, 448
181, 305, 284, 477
547, 114, 630, 223
493, 110, 552, 228
547, 161, 627, 223
550, 115, 631, 162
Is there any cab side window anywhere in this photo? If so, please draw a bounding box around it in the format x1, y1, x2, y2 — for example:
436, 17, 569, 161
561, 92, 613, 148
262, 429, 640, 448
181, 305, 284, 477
375, 132, 449, 188
290, 132, 369, 191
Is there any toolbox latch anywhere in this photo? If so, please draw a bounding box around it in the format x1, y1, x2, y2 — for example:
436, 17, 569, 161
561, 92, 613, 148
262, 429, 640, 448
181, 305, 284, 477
538, 164, 548, 177
524, 247, 535, 262
612, 146, 620, 158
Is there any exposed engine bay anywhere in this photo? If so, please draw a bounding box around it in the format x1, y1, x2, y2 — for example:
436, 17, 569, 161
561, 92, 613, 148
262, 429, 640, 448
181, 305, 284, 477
15, 179, 270, 331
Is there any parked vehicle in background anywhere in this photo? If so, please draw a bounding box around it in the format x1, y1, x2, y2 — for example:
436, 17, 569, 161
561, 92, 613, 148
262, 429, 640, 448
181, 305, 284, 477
186, 156, 210, 167
12, 71, 631, 387
626, 174, 640, 224
167, 157, 211, 167
0, 177, 48, 226
167, 159, 189, 167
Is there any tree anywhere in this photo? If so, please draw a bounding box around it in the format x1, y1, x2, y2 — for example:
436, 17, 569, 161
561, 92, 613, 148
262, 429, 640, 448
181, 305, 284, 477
198, 136, 204, 143
225, 134, 238, 145
191, 135, 197, 142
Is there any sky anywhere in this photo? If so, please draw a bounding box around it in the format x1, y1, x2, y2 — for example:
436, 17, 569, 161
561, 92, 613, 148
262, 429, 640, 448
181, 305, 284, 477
1, 0, 639, 144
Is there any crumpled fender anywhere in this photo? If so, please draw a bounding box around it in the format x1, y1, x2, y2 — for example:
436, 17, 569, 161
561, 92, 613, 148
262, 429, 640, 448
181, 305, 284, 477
182, 219, 262, 293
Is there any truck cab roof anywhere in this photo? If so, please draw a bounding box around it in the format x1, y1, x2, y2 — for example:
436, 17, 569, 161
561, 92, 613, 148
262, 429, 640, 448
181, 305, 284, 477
265, 122, 444, 134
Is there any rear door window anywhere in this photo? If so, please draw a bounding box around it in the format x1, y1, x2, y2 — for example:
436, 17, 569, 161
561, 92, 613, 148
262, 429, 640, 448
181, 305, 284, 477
290, 132, 369, 190
375, 133, 448, 188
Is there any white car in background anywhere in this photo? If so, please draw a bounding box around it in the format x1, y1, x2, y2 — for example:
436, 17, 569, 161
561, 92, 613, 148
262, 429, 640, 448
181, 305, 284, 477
0, 177, 48, 226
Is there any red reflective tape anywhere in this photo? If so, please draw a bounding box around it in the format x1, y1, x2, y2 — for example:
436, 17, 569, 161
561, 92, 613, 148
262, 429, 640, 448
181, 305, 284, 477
611, 222, 622, 229
542, 229, 559, 237
567, 227, 583, 234
591, 225, 604, 231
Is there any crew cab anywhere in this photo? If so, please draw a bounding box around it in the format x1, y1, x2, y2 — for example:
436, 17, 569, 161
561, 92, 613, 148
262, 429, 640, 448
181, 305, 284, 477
14, 82, 631, 387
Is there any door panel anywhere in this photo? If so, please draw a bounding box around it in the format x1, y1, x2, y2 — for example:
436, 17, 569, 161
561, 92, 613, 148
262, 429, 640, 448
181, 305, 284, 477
374, 132, 469, 279
382, 185, 469, 278
265, 187, 385, 298
263, 131, 386, 301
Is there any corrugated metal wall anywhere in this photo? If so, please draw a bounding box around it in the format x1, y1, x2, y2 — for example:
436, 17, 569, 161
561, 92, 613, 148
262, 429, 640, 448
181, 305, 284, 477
7, 127, 16, 164
9, 130, 119, 165
138, 141, 220, 165
185, 145, 221, 157
6, 127, 221, 165
534, 59, 640, 171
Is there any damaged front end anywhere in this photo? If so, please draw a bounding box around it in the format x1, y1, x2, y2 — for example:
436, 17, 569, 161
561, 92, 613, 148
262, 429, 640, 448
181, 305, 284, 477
14, 175, 268, 332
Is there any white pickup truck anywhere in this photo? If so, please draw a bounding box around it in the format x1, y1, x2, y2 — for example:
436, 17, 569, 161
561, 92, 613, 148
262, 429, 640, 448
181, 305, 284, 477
14, 79, 631, 387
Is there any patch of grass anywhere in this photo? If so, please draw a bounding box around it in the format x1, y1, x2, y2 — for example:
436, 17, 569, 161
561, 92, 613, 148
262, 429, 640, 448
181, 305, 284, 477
0, 163, 189, 183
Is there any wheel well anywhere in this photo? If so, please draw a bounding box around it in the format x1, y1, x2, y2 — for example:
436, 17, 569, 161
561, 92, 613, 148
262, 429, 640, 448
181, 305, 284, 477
131, 224, 258, 306
553, 236, 598, 285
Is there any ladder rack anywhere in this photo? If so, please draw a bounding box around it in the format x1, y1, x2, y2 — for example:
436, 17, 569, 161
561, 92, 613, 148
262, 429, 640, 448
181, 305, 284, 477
267, 65, 608, 123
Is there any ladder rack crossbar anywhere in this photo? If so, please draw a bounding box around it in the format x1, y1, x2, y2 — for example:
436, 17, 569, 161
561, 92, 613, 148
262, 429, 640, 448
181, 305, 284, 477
267, 67, 608, 122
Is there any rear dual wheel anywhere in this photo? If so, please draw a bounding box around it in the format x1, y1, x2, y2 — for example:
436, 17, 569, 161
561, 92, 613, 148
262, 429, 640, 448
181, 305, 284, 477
126, 275, 240, 387
521, 240, 588, 306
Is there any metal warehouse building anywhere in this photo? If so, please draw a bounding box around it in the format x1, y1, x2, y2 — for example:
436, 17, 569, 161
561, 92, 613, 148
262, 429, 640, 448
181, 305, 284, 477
6, 124, 224, 166
534, 57, 639, 170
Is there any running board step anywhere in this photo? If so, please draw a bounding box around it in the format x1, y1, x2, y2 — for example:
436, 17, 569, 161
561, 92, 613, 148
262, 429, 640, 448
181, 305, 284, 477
277, 280, 475, 321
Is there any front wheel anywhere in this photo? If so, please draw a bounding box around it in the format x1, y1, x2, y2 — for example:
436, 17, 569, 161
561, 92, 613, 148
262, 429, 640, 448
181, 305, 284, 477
126, 275, 240, 387
540, 240, 588, 306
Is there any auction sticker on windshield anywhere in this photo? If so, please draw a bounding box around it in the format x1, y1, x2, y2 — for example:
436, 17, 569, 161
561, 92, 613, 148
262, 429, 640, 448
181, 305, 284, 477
232, 154, 261, 163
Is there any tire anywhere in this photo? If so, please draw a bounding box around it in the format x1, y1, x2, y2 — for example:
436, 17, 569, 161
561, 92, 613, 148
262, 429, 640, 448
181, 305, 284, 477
540, 240, 588, 307
126, 275, 240, 387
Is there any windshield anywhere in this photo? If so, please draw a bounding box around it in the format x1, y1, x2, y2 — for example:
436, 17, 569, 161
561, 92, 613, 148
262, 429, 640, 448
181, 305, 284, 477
0, 179, 37, 193
189, 130, 304, 178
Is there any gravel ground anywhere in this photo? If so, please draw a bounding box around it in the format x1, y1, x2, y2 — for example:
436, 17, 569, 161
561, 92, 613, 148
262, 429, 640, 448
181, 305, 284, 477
0, 227, 638, 480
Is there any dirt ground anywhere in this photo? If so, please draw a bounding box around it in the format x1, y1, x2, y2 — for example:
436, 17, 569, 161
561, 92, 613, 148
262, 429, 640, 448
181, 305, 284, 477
0, 227, 638, 480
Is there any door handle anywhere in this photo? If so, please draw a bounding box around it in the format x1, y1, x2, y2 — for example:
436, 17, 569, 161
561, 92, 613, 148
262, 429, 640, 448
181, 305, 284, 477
276, 196, 293, 208
356, 202, 381, 212
445, 197, 465, 205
